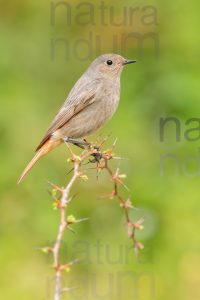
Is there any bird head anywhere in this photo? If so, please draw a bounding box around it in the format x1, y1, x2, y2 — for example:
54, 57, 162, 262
88, 53, 137, 78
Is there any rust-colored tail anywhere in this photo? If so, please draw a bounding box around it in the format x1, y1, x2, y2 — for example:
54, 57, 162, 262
18, 139, 62, 184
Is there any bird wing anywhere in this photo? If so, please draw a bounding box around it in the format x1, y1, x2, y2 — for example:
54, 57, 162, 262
36, 76, 100, 151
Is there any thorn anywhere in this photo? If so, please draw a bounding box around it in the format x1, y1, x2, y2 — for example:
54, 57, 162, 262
46, 180, 63, 192
68, 258, 80, 265
75, 217, 89, 223
61, 286, 77, 293
66, 167, 74, 175
70, 193, 79, 201
64, 141, 74, 156
116, 177, 129, 192
60, 259, 79, 270
67, 226, 76, 234
136, 217, 145, 225
97, 132, 112, 147
99, 191, 115, 200
96, 164, 101, 180
112, 138, 118, 148
113, 156, 129, 160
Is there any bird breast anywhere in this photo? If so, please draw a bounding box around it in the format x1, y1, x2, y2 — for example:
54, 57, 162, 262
99, 78, 120, 119
55, 78, 121, 139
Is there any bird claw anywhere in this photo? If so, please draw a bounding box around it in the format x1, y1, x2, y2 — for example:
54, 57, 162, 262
89, 151, 102, 163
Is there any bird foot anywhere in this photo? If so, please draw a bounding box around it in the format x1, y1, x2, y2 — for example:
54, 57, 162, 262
64, 137, 102, 162
89, 145, 102, 163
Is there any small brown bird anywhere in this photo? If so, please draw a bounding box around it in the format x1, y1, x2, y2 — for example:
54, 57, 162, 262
18, 54, 136, 183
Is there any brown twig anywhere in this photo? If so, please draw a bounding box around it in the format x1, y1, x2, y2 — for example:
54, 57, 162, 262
43, 140, 143, 299
92, 143, 144, 255
52, 162, 79, 299
103, 157, 144, 255
51, 150, 93, 300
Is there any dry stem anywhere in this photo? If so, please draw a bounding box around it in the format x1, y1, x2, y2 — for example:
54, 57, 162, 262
44, 140, 143, 299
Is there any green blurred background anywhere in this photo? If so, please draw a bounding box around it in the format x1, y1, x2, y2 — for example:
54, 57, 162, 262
1, 0, 200, 299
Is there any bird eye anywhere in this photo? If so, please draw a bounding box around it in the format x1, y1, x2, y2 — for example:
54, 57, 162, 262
106, 60, 113, 66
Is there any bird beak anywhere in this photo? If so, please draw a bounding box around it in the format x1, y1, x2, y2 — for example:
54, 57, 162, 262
123, 59, 137, 65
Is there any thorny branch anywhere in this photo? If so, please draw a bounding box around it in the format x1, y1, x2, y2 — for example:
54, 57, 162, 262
41, 139, 144, 300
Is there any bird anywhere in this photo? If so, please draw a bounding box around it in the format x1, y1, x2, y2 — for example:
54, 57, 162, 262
18, 53, 136, 183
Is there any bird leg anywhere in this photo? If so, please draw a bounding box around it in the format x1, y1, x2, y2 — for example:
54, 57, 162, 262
64, 137, 90, 149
